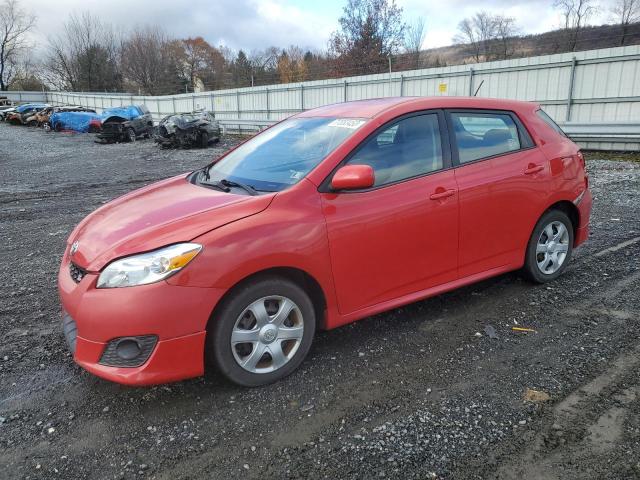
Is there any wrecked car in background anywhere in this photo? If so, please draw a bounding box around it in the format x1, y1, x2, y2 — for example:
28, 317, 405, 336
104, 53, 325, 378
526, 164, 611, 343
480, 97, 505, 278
155, 111, 221, 148
27, 106, 96, 129
5, 103, 50, 125
49, 110, 103, 133
96, 105, 153, 143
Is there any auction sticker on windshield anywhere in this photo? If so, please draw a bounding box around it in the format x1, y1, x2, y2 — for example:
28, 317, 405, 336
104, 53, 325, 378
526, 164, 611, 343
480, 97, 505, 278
327, 119, 366, 129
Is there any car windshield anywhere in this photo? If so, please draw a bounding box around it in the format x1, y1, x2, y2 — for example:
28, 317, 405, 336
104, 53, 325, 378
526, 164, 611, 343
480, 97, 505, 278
203, 117, 366, 192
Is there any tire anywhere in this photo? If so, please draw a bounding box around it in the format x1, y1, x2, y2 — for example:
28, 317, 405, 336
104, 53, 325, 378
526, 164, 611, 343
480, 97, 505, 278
126, 127, 136, 142
207, 276, 316, 387
200, 131, 209, 148
26, 120, 37, 127
523, 209, 574, 283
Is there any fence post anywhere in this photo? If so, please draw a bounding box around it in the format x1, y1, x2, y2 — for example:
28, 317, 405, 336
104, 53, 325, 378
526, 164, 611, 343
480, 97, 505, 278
236, 90, 240, 118
343, 81, 347, 102
468, 68, 474, 96
300, 84, 305, 111
400, 75, 404, 96
172, 96, 176, 114
157, 98, 161, 119
566, 57, 577, 122
265, 88, 270, 120
192, 95, 196, 112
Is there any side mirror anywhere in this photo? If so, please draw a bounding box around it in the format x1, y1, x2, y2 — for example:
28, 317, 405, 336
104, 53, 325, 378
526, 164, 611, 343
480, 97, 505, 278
331, 165, 375, 191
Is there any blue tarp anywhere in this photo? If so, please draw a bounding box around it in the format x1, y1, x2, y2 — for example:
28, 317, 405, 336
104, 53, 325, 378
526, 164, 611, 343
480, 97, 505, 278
101, 106, 142, 122
16, 103, 48, 113
50, 111, 102, 133
49, 105, 144, 133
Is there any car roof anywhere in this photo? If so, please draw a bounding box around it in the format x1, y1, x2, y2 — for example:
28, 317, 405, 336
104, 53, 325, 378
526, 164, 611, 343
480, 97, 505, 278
296, 97, 539, 119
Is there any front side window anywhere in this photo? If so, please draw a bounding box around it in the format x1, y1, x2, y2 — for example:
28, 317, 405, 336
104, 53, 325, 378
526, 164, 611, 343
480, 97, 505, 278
345, 114, 443, 187
451, 112, 522, 163
205, 117, 365, 192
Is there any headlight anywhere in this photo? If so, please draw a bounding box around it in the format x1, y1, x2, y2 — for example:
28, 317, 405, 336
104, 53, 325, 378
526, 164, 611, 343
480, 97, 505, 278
97, 243, 202, 288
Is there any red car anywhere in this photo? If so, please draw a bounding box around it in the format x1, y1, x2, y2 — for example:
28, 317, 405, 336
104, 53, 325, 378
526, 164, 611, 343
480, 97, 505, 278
59, 97, 591, 387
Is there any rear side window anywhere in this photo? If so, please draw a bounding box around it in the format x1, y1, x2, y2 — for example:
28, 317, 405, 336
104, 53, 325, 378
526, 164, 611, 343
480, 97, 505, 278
451, 112, 523, 164
536, 109, 567, 137
346, 114, 443, 187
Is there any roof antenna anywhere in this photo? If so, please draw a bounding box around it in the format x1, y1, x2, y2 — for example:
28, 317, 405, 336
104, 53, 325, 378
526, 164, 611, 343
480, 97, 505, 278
473, 80, 485, 97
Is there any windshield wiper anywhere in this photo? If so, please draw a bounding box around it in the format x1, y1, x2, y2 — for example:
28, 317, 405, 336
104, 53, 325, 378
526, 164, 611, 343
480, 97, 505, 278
220, 179, 259, 196
199, 180, 231, 193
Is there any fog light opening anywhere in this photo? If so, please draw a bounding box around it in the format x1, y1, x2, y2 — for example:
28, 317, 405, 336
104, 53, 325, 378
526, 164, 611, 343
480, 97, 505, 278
115, 338, 142, 360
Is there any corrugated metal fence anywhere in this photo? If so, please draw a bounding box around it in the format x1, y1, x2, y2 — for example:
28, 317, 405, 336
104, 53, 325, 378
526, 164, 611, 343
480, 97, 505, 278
4, 45, 640, 150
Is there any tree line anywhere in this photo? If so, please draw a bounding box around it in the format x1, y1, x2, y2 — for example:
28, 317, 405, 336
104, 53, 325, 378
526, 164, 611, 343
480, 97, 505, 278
0, 0, 639, 93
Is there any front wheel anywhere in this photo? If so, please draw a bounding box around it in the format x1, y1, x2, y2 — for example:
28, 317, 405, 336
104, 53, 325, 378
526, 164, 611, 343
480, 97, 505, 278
523, 210, 574, 283
126, 127, 136, 142
207, 276, 316, 386
200, 131, 209, 148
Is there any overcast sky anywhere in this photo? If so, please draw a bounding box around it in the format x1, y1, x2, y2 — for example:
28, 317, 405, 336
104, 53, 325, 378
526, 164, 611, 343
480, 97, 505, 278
26, 0, 612, 53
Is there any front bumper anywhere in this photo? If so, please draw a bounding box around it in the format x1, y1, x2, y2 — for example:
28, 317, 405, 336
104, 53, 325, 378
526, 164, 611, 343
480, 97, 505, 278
58, 254, 225, 386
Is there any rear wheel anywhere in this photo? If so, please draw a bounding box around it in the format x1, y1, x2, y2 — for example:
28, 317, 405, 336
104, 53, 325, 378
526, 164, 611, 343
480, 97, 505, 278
126, 127, 136, 142
207, 276, 315, 386
523, 210, 574, 283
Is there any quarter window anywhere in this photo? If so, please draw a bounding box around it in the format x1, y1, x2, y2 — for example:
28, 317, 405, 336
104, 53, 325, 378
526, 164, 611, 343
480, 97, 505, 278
537, 109, 567, 137
346, 114, 443, 187
451, 112, 522, 163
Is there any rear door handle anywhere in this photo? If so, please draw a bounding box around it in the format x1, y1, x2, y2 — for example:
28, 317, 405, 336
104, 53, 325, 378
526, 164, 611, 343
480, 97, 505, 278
524, 164, 544, 175
429, 189, 456, 200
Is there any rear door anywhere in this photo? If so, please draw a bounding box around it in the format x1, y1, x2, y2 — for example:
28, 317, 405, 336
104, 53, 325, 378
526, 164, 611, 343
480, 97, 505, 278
447, 109, 549, 277
321, 111, 459, 315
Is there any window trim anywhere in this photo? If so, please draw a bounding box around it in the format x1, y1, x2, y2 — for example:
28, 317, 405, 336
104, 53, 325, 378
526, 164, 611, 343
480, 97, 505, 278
445, 108, 536, 168
319, 109, 452, 193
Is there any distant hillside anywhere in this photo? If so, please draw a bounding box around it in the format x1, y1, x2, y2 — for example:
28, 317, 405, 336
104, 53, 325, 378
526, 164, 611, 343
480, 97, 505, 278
395, 22, 640, 71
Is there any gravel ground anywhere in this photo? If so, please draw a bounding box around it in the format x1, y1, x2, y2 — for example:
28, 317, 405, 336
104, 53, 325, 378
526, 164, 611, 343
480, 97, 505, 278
0, 123, 639, 480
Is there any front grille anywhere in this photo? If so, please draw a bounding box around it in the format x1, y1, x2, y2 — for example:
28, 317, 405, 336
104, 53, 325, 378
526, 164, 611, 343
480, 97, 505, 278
99, 335, 158, 368
62, 311, 77, 354
69, 262, 87, 283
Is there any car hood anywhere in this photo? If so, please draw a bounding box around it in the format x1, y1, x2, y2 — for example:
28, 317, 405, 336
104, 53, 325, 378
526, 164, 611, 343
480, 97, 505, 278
67, 175, 275, 271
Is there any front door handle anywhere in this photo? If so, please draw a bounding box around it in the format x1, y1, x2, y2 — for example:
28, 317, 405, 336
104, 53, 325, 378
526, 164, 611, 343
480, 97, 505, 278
524, 164, 544, 175
429, 189, 456, 200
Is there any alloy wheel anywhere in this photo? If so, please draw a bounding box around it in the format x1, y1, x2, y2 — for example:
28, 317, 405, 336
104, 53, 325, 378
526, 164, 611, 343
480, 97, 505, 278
536, 220, 570, 274
231, 296, 304, 374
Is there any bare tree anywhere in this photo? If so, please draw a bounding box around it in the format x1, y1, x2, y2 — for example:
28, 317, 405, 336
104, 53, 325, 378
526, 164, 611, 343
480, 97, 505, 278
404, 16, 426, 69
493, 16, 519, 59
0, 0, 36, 91
120, 27, 180, 95
554, 0, 598, 51
611, 0, 640, 45
454, 12, 498, 62
46, 12, 121, 91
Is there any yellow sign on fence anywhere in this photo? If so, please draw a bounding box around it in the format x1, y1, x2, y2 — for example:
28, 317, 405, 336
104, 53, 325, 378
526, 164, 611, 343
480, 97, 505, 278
438, 83, 447, 93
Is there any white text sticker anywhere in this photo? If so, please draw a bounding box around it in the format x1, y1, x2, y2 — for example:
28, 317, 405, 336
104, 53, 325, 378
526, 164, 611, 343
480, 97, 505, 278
328, 119, 366, 129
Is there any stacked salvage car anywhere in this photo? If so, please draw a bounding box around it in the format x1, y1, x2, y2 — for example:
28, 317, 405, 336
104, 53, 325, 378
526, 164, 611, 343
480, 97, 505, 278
154, 111, 221, 148
3, 103, 50, 124
96, 105, 153, 143
29, 106, 96, 130
2, 102, 223, 149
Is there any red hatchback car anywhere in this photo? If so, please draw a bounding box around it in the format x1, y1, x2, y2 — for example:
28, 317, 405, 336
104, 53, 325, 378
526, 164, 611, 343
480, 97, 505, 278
59, 97, 591, 387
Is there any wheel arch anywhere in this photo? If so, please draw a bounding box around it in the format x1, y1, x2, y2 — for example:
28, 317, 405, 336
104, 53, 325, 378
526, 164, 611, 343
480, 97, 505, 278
544, 200, 580, 245
206, 266, 328, 334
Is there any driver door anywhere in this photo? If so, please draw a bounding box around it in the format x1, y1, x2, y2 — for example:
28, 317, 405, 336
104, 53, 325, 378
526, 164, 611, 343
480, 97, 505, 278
320, 112, 459, 315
